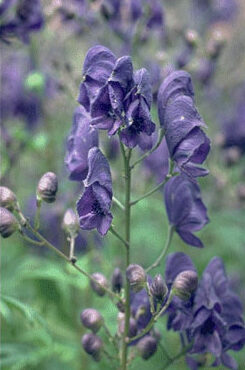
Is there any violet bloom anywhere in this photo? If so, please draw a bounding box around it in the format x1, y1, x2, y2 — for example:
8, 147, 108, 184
77, 45, 116, 112
189, 257, 245, 369
65, 106, 98, 181
90, 55, 133, 134
119, 68, 155, 150
157, 70, 210, 178
76, 147, 113, 236
164, 175, 209, 247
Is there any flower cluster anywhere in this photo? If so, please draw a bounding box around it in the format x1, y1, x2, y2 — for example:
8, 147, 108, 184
78, 45, 156, 150
157, 70, 210, 179
165, 252, 245, 370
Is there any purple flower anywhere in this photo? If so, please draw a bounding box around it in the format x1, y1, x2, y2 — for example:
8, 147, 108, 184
189, 257, 245, 369
65, 106, 99, 181
119, 68, 155, 149
76, 147, 113, 236
158, 71, 210, 178
165, 253, 245, 370
90, 55, 133, 133
77, 45, 116, 111
164, 175, 209, 247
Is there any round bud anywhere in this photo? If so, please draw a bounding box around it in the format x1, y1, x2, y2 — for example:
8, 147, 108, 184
126, 264, 146, 292
81, 333, 102, 362
150, 274, 168, 302
62, 208, 79, 237
224, 147, 241, 167
90, 273, 108, 297
118, 315, 137, 338
111, 267, 123, 293
173, 270, 198, 300
80, 308, 103, 333
137, 336, 157, 360
37, 172, 58, 203
0, 207, 19, 238
0, 187, 17, 211
184, 29, 199, 47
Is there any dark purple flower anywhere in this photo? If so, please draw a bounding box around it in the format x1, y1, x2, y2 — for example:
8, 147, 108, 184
119, 68, 155, 149
158, 70, 210, 178
130, 276, 152, 333
164, 175, 209, 247
90, 55, 133, 133
65, 106, 98, 181
76, 147, 113, 236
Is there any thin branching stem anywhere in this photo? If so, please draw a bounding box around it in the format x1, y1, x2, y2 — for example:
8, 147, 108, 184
109, 226, 129, 249
112, 196, 125, 211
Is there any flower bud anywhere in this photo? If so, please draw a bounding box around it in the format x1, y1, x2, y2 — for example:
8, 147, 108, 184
118, 314, 137, 338
126, 264, 146, 292
0, 187, 17, 211
62, 208, 79, 236
137, 336, 157, 360
111, 267, 123, 293
150, 274, 168, 302
173, 270, 198, 300
90, 273, 108, 297
80, 308, 103, 333
184, 29, 199, 47
37, 172, 58, 203
0, 207, 19, 238
81, 333, 102, 362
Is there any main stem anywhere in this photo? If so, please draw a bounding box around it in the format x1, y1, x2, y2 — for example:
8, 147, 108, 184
121, 144, 132, 370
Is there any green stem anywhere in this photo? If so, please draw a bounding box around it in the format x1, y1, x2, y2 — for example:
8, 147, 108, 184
19, 231, 45, 246
34, 198, 42, 230
109, 226, 129, 249
103, 323, 118, 350
69, 235, 76, 261
127, 292, 173, 344
161, 342, 193, 370
130, 128, 165, 170
20, 217, 122, 302
130, 175, 171, 206
121, 144, 132, 370
112, 196, 125, 211
146, 226, 174, 273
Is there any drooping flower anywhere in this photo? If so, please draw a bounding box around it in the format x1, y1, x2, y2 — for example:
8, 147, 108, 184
164, 175, 209, 247
77, 45, 116, 111
157, 70, 210, 178
164, 253, 245, 370
76, 147, 113, 236
119, 68, 155, 149
65, 106, 99, 181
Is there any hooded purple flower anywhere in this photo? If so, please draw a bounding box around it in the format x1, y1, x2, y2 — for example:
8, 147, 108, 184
76, 147, 113, 236
65, 106, 98, 181
119, 68, 155, 150
165, 253, 245, 370
77, 45, 116, 111
189, 257, 245, 369
157, 71, 210, 179
164, 175, 209, 247
90, 55, 134, 134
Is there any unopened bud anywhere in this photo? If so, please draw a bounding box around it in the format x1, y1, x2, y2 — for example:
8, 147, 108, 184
224, 147, 241, 166
207, 30, 226, 59
62, 208, 79, 236
184, 29, 199, 47
150, 274, 168, 302
90, 273, 108, 297
0, 207, 19, 238
37, 172, 58, 203
111, 267, 123, 293
137, 336, 157, 360
173, 270, 198, 300
118, 315, 137, 338
126, 264, 146, 292
80, 308, 103, 333
81, 333, 102, 362
0, 187, 17, 211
